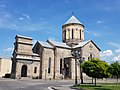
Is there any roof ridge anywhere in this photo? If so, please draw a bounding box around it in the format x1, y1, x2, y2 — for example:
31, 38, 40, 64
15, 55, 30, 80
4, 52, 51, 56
63, 15, 83, 25
73, 40, 91, 48
47, 39, 71, 48
37, 40, 53, 48
16, 34, 32, 39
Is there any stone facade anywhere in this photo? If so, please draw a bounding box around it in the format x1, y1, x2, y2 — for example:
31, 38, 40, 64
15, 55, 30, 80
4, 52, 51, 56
0, 57, 12, 77
82, 41, 100, 60
11, 35, 40, 79
11, 15, 100, 80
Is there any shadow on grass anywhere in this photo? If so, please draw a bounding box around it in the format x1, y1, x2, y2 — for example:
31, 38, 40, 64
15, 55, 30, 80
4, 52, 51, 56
91, 87, 111, 90
70, 84, 112, 90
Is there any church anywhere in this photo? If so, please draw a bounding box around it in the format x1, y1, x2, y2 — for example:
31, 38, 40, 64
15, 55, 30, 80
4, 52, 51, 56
10, 15, 100, 79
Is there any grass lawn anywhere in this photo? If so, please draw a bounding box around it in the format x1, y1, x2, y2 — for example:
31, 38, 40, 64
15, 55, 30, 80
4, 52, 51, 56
75, 83, 120, 90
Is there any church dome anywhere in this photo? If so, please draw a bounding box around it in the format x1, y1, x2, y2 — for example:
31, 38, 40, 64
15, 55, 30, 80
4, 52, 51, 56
62, 15, 85, 47
63, 15, 84, 27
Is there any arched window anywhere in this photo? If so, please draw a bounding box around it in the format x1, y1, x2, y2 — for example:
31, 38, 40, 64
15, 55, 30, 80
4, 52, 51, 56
90, 54, 92, 59
88, 54, 93, 60
72, 29, 74, 39
48, 58, 51, 73
60, 59, 62, 74
34, 67, 37, 73
76, 28, 78, 38
64, 31, 66, 41
80, 30, 81, 40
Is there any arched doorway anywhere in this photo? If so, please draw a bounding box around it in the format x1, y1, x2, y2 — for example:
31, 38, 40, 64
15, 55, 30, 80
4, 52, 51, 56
64, 58, 71, 79
21, 65, 27, 77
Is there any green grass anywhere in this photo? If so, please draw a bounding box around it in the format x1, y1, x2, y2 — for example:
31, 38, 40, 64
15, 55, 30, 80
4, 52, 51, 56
75, 83, 120, 90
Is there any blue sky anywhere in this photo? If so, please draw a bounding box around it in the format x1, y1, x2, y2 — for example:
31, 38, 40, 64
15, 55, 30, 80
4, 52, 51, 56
0, 0, 120, 63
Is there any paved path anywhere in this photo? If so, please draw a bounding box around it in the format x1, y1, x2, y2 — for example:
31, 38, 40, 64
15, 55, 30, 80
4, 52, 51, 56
0, 78, 120, 90
0, 78, 75, 90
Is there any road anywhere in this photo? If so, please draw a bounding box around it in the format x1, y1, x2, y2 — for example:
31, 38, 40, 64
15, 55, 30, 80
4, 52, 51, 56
0, 78, 120, 90
0, 78, 75, 90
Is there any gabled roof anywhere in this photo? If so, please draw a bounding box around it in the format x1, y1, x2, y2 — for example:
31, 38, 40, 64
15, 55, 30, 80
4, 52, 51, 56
47, 39, 71, 49
37, 41, 53, 48
73, 40, 101, 51
16, 34, 32, 40
63, 15, 83, 25
73, 40, 91, 48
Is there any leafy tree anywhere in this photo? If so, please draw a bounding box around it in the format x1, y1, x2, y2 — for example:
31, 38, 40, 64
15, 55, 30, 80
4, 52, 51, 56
110, 61, 120, 82
82, 58, 111, 86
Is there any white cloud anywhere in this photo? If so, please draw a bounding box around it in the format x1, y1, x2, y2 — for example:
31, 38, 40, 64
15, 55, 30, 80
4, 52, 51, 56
19, 17, 24, 20
97, 20, 104, 24
0, 11, 58, 33
0, 4, 7, 8
0, 14, 55, 31
92, 32, 98, 37
115, 48, 120, 53
23, 14, 31, 20
85, 30, 99, 37
113, 55, 120, 61
108, 42, 120, 48
100, 50, 113, 57
96, 1, 120, 12
85, 30, 90, 34
4, 47, 13, 52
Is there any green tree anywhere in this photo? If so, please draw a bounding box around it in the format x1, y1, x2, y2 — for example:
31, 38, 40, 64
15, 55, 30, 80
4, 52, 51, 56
110, 61, 120, 82
82, 58, 111, 86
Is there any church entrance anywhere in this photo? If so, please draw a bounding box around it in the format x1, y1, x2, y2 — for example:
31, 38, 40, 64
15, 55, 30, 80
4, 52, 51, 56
21, 65, 27, 77
64, 58, 71, 79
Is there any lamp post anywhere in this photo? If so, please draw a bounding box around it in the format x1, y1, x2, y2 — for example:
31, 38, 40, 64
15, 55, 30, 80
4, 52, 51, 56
79, 57, 85, 84
71, 50, 80, 85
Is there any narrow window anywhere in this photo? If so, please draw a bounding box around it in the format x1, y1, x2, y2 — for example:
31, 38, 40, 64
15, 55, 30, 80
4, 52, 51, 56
80, 30, 81, 40
48, 58, 51, 73
76, 28, 78, 38
60, 59, 62, 74
34, 67, 37, 73
90, 54, 92, 60
72, 29, 74, 39
65, 31, 66, 41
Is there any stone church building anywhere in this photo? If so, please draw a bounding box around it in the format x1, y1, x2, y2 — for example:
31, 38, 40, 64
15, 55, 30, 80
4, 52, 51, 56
11, 15, 100, 79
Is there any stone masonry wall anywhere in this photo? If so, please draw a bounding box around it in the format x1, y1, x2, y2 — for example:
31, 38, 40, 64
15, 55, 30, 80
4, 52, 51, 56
82, 41, 100, 61
41, 48, 54, 79
16, 60, 40, 79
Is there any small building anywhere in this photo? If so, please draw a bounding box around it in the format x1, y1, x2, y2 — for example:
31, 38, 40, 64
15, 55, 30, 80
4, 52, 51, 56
10, 35, 40, 79
0, 57, 12, 77
11, 15, 100, 79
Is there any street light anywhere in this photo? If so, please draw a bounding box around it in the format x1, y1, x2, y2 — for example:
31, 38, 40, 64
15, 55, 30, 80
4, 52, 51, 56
79, 57, 85, 84
71, 49, 80, 85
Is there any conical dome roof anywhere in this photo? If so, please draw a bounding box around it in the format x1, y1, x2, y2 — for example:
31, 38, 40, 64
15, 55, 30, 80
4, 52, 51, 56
63, 15, 83, 26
